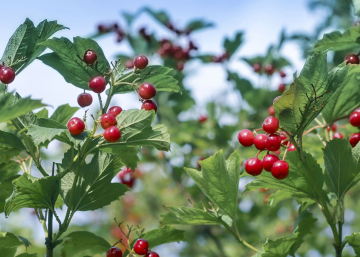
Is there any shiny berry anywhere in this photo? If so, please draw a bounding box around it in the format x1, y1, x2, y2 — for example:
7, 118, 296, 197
254, 134, 267, 150
108, 106, 123, 117
245, 158, 263, 176
133, 239, 149, 255
77, 92, 93, 107
238, 129, 254, 147
89, 76, 106, 93
262, 154, 280, 172
278, 83, 286, 92
271, 160, 289, 179
333, 132, 344, 139
107, 247, 123, 257
279, 70, 286, 78
327, 124, 337, 132
345, 54, 359, 64
139, 83, 156, 99
350, 111, 360, 127
145, 252, 160, 257
262, 116, 279, 133
0, 67, 15, 84
349, 133, 360, 147
268, 105, 275, 116
141, 100, 157, 113
134, 55, 149, 69
83, 50, 98, 65
101, 113, 117, 129
279, 131, 288, 144
118, 167, 135, 188
288, 143, 296, 151
67, 117, 85, 136
104, 126, 121, 142
265, 64, 275, 75
265, 133, 281, 151
253, 63, 261, 73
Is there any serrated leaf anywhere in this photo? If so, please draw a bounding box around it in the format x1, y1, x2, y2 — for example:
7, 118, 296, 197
345, 232, 360, 255
4, 174, 59, 217
313, 26, 360, 52
223, 31, 244, 57
113, 65, 180, 95
253, 234, 298, 257
0, 232, 31, 257
185, 19, 214, 32
184, 150, 241, 221
60, 231, 110, 257
35, 108, 48, 119
0, 130, 26, 151
0, 161, 21, 213
50, 104, 79, 125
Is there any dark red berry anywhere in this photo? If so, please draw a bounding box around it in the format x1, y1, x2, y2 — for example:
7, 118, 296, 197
89, 76, 107, 93
118, 167, 135, 188
198, 115, 207, 123
262, 116, 279, 133
238, 129, 254, 147
145, 252, 160, 257
273, 96, 280, 104
350, 111, 360, 127
271, 160, 289, 179
83, 50, 98, 65
264, 64, 275, 75
253, 63, 261, 73
176, 61, 184, 71
268, 105, 275, 116
345, 54, 360, 64
349, 133, 360, 147
139, 83, 156, 99
327, 124, 337, 132
0, 67, 15, 84
133, 239, 149, 255
265, 133, 281, 151
262, 154, 280, 172
245, 158, 263, 176
254, 134, 267, 150
141, 100, 157, 113
279, 70, 286, 78
101, 113, 117, 129
333, 132, 344, 139
67, 117, 85, 136
279, 131, 288, 144
288, 143, 296, 151
104, 126, 121, 142
108, 106, 123, 117
107, 247, 123, 257
134, 55, 149, 69
278, 83, 286, 92
77, 92, 93, 107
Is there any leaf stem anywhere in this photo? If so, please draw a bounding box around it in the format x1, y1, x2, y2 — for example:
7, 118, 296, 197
103, 72, 116, 113
46, 163, 55, 257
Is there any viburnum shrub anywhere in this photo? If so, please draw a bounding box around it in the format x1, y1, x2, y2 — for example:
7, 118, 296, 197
0, 18, 184, 256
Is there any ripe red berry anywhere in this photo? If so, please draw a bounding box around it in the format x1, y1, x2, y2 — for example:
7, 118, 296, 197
253, 63, 261, 73
107, 247, 123, 257
262, 116, 279, 133
262, 154, 280, 172
279, 131, 288, 144
108, 106, 123, 117
133, 239, 149, 255
89, 76, 107, 93
327, 124, 337, 132
333, 132, 344, 139
349, 133, 360, 147
271, 160, 289, 180
254, 134, 268, 150
118, 167, 135, 188
104, 126, 121, 142
279, 70, 286, 78
198, 115, 207, 123
268, 105, 275, 116
134, 55, 149, 69
0, 66, 15, 84
83, 50, 98, 65
125, 60, 134, 69
288, 143, 296, 151
67, 117, 85, 136
264, 64, 275, 75
245, 158, 263, 176
139, 83, 156, 99
265, 133, 282, 151
278, 83, 286, 92
145, 252, 160, 257
345, 54, 360, 64
101, 113, 117, 129
77, 92, 93, 107
238, 129, 254, 147
141, 100, 158, 113
350, 111, 360, 127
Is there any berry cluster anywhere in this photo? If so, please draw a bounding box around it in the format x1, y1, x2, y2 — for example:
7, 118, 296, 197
238, 116, 291, 180
158, 39, 194, 71
349, 108, 360, 147
97, 22, 126, 42
106, 239, 160, 257
0, 65, 15, 84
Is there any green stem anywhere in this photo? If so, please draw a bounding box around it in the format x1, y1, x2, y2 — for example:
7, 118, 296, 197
98, 94, 104, 115
103, 73, 115, 113
46, 163, 55, 257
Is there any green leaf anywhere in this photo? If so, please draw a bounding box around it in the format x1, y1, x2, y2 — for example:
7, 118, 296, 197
1, 19, 66, 74
4, 173, 60, 217
38, 37, 110, 90
0, 130, 26, 151
253, 234, 298, 257
60, 152, 128, 212
345, 232, 360, 255
322, 64, 360, 123
0, 161, 21, 212
0, 232, 31, 257
95, 144, 139, 171
16, 253, 37, 257
60, 231, 110, 257
113, 65, 181, 95
122, 11, 136, 26
184, 150, 241, 221
143, 7, 170, 25
274, 52, 348, 136
223, 31, 244, 57
354, 0, 360, 17
50, 104, 79, 125
35, 108, 48, 119
185, 19, 214, 32
313, 26, 360, 52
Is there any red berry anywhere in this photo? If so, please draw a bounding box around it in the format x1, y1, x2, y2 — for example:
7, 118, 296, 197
349, 133, 360, 147
125, 60, 134, 69
108, 106, 123, 117
101, 113, 117, 129
262, 154, 280, 172
133, 239, 149, 255
67, 117, 85, 136
278, 83, 286, 92
333, 132, 344, 139
118, 167, 135, 188
145, 252, 160, 257
262, 116, 279, 133
0, 67, 15, 84
139, 83, 156, 99
198, 115, 207, 123
89, 76, 107, 93
238, 129, 254, 147
107, 247, 123, 257
279, 131, 288, 144
253, 63, 261, 73
245, 158, 263, 176
264, 64, 275, 75
141, 100, 157, 113
345, 54, 360, 64
176, 62, 184, 71
279, 70, 286, 78
327, 124, 337, 132
77, 92, 93, 107
104, 126, 121, 142
268, 105, 275, 116
350, 111, 360, 127
254, 134, 268, 150
288, 143, 296, 151
271, 160, 289, 180
83, 50, 98, 65
134, 55, 149, 69
265, 133, 281, 151
273, 96, 280, 104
